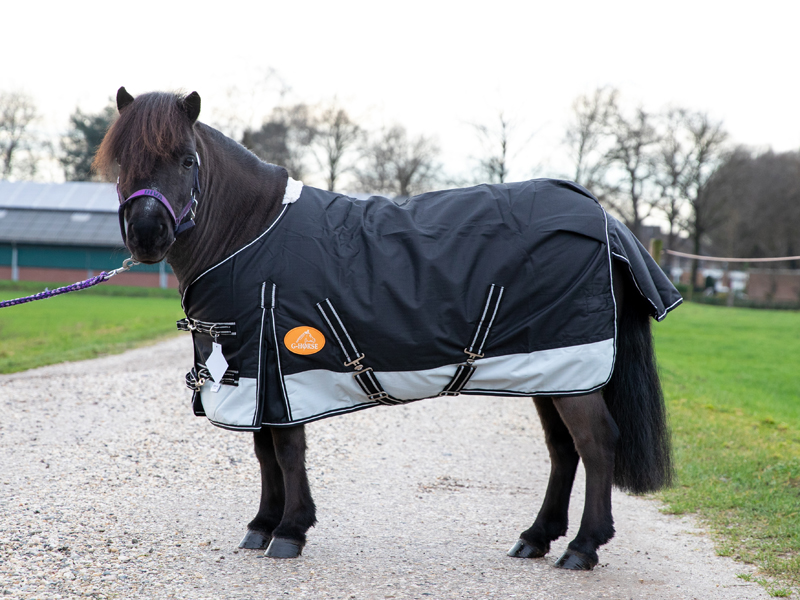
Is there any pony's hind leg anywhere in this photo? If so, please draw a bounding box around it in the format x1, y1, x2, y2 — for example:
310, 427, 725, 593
239, 427, 286, 550
508, 397, 580, 559
552, 392, 619, 570
265, 426, 317, 558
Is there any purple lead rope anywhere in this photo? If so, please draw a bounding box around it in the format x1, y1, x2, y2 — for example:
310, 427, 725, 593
0, 257, 140, 309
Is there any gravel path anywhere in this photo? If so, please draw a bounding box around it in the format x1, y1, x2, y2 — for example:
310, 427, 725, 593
0, 336, 770, 599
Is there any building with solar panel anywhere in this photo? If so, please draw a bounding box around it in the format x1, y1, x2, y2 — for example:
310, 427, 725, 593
0, 181, 176, 288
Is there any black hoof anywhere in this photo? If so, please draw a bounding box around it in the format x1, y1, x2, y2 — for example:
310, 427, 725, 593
507, 538, 549, 558
554, 549, 597, 570
238, 530, 272, 549
265, 537, 303, 558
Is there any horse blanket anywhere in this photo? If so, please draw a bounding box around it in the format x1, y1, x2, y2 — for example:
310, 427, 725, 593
179, 179, 682, 430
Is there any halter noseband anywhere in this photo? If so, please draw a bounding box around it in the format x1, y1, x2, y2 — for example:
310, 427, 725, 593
117, 153, 201, 246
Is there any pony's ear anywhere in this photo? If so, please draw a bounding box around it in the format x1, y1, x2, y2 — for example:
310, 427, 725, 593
181, 92, 201, 124
117, 87, 134, 112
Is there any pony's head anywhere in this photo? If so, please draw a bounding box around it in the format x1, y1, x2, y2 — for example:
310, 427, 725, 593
94, 87, 202, 264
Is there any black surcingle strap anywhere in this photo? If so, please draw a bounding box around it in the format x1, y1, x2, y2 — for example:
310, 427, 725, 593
315, 284, 504, 405
315, 299, 403, 406
177, 317, 237, 336
439, 283, 504, 396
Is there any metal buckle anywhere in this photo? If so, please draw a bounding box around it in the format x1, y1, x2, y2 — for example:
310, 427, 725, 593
463, 349, 484, 364
351, 365, 373, 379
185, 370, 206, 391
438, 390, 460, 397
368, 390, 389, 401
344, 353, 366, 370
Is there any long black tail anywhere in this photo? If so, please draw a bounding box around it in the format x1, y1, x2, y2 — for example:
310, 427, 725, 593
603, 265, 673, 494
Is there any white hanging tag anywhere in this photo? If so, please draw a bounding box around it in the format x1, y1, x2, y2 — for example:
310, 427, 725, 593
206, 342, 229, 388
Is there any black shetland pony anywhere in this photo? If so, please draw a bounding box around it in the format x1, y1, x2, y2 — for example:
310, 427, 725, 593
94, 88, 672, 570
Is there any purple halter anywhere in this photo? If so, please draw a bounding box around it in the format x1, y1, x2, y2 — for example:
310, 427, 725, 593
117, 153, 201, 245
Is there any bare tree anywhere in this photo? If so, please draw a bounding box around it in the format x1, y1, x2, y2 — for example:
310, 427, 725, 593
654, 108, 691, 265
564, 88, 662, 239
675, 111, 729, 288
564, 87, 618, 193
471, 111, 533, 184
0, 90, 38, 179
209, 68, 291, 140
311, 101, 361, 192
357, 125, 440, 198
242, 104, 315, 180
604, 107, 661, 240
474, 113, 509, 183
564, 89, 730, 270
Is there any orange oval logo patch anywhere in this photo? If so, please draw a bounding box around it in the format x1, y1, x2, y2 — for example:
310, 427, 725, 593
284, 326, 326, 355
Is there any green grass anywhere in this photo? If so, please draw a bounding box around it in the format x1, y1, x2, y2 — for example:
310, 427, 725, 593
0, 278, 180, 298
0, 280, 184, 373
655, 303, 800, 590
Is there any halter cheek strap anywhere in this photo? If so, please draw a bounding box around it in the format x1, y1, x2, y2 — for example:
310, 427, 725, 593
117, 153, 201, 245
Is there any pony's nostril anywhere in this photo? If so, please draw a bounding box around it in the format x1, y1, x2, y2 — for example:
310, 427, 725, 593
131, 219, 170, 243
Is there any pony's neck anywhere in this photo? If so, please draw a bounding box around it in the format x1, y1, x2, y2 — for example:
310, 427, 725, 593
166, 123, 288, 294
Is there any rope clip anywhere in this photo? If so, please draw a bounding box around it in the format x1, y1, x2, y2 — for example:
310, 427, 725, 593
103, 257, 140, 280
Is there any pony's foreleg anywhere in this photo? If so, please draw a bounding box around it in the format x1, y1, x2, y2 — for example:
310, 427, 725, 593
265, 425, 317, 558
552, 392, 619, 570
239, 427, 286, 550
508, 397, 580, 559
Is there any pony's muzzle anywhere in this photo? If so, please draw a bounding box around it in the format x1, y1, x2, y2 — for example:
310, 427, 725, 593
125, 211, 174, 263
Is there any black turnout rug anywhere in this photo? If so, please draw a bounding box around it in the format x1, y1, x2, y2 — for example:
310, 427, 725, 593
177, 179, 681, 430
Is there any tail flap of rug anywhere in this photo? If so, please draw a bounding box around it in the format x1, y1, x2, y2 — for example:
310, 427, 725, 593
606, 216, 683, 321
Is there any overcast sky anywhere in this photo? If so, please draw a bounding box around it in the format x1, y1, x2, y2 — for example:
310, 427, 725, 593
3, 0, 799, 185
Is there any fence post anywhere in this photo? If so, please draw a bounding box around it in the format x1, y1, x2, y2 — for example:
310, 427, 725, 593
159, 261, 167, 289
648, 238, 663, 266
726, 261, 735, 307
11, 243, 18, 282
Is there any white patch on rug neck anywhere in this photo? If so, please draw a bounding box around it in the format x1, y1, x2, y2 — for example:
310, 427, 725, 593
282, 178, 304, 204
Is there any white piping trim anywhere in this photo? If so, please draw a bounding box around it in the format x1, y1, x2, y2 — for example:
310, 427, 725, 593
270, 283, 292, 421
198, 377, 258, 428
664, 296, 683, 311
181, 203, 290, 311
609, 252, 682, 320
256, 284, 267, 427
611, 251, 664, 320
602, 206, 618, 391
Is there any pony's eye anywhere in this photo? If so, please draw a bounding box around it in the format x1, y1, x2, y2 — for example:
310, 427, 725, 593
182, 156, 195, 169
